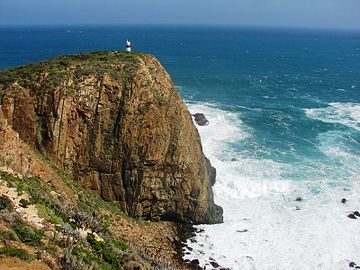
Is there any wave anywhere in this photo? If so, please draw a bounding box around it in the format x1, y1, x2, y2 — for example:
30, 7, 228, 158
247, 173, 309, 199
305, 102, 360, 132
184, 102, 360, 270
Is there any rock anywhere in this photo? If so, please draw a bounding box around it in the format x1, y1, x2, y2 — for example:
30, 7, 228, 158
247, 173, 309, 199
189, 259, 203, 269
349, 262, 356, 267
341, 198, 347, 204
295, 197, 303, 202
236, 229, 248, 233
125, 261, 143, 270
230, 158, 238, 162
210, 260, 220, 268
295, 206, 301, 211
44, 230, 55, 239
192, 113, 209, 126
354, 211, 360, 217
0, 51, 223, 225
348, 214, 357, 219
190, 259, 200, 265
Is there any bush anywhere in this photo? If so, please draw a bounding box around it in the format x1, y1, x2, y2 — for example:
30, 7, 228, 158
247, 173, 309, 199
0, 247, 34, 262
111, 240, 128, 251
19, 199, 31, 208
36, 204, 63, 224
0, 195, 12, 210
86, 234, 126, 269
12, 219, 44, 245
0, 228, 19, 241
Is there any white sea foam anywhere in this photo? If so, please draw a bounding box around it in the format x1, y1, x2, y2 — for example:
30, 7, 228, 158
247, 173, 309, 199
305, 102, 360, 132
184, 102, 360, 270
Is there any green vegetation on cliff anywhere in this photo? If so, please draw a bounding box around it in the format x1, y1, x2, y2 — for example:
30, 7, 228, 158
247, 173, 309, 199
0, 51, 141, 95
0, 169, 138, 270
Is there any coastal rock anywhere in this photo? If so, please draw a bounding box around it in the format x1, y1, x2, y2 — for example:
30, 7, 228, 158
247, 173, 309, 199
192, 113, 209, 126
347, 214, 357, 219
0, 51, 223, 225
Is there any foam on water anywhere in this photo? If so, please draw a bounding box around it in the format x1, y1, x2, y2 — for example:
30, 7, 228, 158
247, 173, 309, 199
184, 102, 360, 270
305, 102, 360, 132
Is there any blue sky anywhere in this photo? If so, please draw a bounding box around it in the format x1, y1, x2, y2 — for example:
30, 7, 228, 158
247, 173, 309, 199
0, 0, 359, 29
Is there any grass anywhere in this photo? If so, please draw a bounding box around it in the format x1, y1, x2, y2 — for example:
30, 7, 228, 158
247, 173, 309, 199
111, 240, 128, 251
36, 204, 63, 224
0, 166, 141, 269
0, 228, 19, 241
86, 234, 127, 270
12, 219, 44, 245
0, 247, 35, 262
0, 51, 142, 102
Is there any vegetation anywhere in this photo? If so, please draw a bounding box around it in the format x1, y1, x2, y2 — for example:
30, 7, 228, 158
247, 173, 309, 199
12, 219, 44, 245
0, 51, 142, 101
0, 168, 147, 269
0, 246, 35, 262
0, 195, 12, 210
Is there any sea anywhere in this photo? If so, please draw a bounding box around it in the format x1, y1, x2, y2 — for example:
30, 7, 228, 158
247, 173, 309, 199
1, 25, 360, 270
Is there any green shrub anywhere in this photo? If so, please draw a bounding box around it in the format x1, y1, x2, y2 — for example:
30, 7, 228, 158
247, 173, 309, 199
19, 199, 31, 208
36, 204, 63, 224
0, 228, 19, 241
0, 195, 12, 210
0, 247, 35, 262
86, 234, 125, 269
111, 240, 128, 251
12, 219, 44, 245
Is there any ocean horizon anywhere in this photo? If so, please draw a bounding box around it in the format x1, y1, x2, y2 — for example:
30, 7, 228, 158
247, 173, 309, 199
1, 25, 360, 269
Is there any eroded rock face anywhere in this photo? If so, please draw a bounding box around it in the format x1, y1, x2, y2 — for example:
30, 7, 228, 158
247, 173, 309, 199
0, 51, 223, 224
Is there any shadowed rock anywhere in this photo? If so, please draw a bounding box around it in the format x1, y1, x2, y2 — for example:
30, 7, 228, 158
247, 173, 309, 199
192, 113, 209, 126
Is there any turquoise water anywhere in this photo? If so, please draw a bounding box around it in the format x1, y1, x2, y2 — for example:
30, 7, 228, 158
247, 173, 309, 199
1, 26, 360, 269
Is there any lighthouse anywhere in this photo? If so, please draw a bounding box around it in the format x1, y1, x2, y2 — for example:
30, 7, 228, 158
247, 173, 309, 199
125, 40, 131, 52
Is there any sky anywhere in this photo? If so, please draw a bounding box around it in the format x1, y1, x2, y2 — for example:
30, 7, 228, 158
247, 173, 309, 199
0, 0, 359, 30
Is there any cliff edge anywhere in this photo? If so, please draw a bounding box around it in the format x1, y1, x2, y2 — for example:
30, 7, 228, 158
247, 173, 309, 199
0, 51, 223, 225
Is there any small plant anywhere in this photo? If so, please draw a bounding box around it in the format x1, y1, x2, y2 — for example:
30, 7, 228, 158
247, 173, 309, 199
12, 219, 44, 245
0, 228, 19, 241
154, 91, 167, 106
86, 234, 126, 269
0, 195, 12, 210
19, 199, 31, 208
0, 247, 35, 262
16, 181, 29, 195
111, 240, 128, 251
36, 204, 63, 224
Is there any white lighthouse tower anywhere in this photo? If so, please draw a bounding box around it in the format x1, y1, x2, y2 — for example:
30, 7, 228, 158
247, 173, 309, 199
125, 40, 131, 52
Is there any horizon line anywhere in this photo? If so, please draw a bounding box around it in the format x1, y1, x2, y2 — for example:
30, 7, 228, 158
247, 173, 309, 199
0, 23, 360, 33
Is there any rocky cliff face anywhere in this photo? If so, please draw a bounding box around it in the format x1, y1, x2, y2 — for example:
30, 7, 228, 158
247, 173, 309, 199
0, 51, 223, 224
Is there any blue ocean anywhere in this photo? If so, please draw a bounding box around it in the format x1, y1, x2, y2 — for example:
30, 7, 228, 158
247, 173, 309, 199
1, 26, 360, 269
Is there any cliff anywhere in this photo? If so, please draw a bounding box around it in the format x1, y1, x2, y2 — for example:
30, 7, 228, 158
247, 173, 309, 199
0, 51, 223, 225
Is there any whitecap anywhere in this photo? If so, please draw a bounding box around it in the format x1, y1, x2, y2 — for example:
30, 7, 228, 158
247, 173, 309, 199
183, 102, 360, 270
305, 102, 360, 132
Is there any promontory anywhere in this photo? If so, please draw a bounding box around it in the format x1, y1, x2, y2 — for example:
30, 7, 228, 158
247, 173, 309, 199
0, 51, 222, 269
